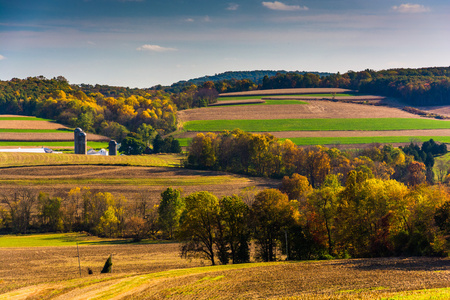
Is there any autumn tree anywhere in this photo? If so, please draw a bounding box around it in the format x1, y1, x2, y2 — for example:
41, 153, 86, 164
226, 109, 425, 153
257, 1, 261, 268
250, 189, 297, 261
307, 174, 343, 255
280, 173, 312, 201
178, 191, 220, 265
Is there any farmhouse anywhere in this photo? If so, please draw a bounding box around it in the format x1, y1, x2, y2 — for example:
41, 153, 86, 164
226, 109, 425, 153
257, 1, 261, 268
87, 149, 108, 156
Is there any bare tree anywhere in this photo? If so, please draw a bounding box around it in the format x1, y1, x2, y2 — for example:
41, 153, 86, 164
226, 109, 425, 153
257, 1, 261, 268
2, 188, 37, 233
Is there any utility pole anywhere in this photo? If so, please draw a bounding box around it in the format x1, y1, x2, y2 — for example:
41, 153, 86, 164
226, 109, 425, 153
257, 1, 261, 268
77, 242, 82, 277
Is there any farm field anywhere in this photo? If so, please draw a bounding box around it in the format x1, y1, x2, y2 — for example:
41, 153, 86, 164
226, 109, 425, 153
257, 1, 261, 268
177, 89, 450, 147
0, 163, 277, 201
0, 234, 449, 299
0, 115, 109, 149
183, 118, 450, 132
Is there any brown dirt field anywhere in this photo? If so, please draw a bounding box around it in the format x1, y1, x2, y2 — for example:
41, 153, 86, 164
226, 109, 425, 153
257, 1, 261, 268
264, 95, 385, 101
0, 245, 449, 299
0, 132, 109, 142
422, 106, 450, 118
0, 243, 204, 294
0, 165, 278, 202
219, 88, 353, 96
178, 100, 420, 122
0, 120, 67, 130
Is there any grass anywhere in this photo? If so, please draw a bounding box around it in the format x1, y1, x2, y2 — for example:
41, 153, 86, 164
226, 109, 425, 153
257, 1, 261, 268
0, 176, 236, 186
0, 152, 182, 168
0, 116, 53, 121
0, 233, 129, 247
0, 141, 109, 148
184, 118, 450, 132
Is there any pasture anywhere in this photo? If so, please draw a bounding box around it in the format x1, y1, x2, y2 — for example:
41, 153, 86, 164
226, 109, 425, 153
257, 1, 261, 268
0, 234, 449, 299
183, 118, 450, 132
177, 88, 450, 147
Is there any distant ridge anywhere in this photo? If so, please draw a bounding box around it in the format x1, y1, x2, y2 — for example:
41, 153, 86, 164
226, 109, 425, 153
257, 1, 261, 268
178, 70, 333, 85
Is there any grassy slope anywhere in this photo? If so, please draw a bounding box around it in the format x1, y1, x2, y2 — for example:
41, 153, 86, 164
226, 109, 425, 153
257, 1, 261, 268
184, 118, 450, 132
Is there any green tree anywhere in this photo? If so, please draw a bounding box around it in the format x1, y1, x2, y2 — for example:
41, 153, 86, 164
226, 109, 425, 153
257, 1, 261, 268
250, 189, 297, 261
137, 123, 155, 147
158, 187, 184, 239
178, 191, 220, 265
219, 195, 250, 264
120, 136, 146, 155
38, 192, 63, 232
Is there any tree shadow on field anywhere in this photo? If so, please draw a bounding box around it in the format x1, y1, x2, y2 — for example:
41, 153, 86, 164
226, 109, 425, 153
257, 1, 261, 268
334, 257, 450, 272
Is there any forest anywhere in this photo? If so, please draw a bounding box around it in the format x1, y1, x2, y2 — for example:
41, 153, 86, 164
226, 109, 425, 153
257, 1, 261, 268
1, 66, 450, 148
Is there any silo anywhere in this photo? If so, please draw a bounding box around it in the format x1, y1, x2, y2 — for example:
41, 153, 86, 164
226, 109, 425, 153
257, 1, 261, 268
74, 128, 82, 154
109, 140, 118, 156
78, 131, 87, 155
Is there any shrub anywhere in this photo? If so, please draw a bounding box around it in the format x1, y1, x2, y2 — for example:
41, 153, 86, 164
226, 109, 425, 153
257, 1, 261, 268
101, 255, 113, 273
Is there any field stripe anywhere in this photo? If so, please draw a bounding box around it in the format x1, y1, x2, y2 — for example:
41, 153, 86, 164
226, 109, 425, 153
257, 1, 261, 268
177, 136, 450, 147
184, 118, 450, 132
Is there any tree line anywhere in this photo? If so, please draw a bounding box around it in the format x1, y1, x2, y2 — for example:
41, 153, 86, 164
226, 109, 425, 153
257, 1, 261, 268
185, 130, 447, 187
2, 174, 450, 264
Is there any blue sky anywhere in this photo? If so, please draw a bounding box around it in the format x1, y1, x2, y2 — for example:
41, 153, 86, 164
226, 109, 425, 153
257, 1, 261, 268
1, 0, 449, 88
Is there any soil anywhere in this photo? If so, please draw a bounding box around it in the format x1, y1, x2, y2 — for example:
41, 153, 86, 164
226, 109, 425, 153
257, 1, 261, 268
178, 100, 420, 122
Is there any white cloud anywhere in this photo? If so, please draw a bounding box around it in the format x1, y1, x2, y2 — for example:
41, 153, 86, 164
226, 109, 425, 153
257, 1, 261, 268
0, 54, 5, 60
392, 3, 430, 13
203, 16, 212, 22
227, 3, 239, 11
185, 18, 194, 22
137, 44, 177, 52
262, 1, 308, 11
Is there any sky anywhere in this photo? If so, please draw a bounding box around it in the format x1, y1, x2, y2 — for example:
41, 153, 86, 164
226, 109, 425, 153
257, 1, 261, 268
0, 0, 449, 88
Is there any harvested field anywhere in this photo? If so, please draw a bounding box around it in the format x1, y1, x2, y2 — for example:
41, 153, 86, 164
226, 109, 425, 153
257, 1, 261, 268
178, 100, 420, 122
0, 120, 66, 130
219, 88, 352, 96
0, 115, 110, 146
0, 165, 278, 201
422, 105, 450, 118
0, 132, 108, 142
0, 242, 449, 300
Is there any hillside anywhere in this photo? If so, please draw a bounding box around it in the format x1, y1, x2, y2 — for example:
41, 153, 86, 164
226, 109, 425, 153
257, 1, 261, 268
176, 70, 332, 85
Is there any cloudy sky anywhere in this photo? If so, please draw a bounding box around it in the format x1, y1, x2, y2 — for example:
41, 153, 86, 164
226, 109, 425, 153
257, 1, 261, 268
1, 0, 449, 87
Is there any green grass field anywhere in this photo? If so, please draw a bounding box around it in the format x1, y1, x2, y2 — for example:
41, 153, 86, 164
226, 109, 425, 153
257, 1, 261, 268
0, 152, 182, 168
0, 233, 130, 247
0, 116, 53, 121
184, 118, 450, 132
